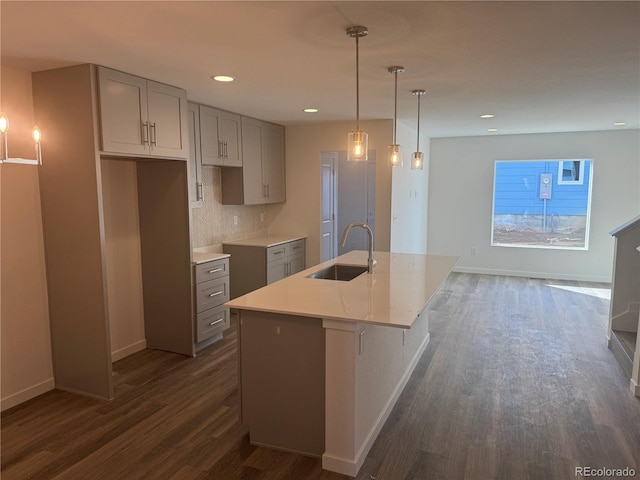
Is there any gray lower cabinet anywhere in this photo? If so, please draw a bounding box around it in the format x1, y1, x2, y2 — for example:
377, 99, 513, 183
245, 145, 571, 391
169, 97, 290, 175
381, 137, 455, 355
223, 238, 306, 299
194, 257, 230, 347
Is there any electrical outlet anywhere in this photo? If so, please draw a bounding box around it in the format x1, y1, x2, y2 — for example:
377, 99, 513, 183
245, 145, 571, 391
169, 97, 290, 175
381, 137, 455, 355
233, 215, 238, 226
260, 212, 265, 222
471, 247, 477, 255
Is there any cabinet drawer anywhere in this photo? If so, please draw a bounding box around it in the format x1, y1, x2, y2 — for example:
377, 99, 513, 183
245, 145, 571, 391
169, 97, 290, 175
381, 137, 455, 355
196, 277, 230, 312
195, 258, 229, 284
289, 239, 305, 255
266, 244, 288, 263
196, 305, 229, 342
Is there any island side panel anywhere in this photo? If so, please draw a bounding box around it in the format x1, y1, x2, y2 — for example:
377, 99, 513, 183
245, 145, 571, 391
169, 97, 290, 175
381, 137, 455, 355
239, 310, 325, 456
323, 307, 431, 477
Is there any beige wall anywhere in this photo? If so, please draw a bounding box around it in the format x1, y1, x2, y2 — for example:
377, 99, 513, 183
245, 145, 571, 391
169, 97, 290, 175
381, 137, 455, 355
190, 166, 268, 247
1, 65, 54, 410
101, 159, 146, 361
428, 129, 640, 282
268, 120, 393, 268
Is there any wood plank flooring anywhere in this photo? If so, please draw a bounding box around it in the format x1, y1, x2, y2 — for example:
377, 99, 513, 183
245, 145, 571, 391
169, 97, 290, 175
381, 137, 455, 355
2, 273, 639, 479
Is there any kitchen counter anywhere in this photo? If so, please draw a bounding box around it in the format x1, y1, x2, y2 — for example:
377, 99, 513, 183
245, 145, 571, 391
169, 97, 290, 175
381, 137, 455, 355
226, 250, 458, 328
192, 245, 230, 265
222, 234, 306, 248
229, 249, 458, 477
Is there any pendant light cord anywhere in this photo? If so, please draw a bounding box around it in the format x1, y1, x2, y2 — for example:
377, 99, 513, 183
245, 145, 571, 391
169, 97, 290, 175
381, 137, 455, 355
355, 34, 360, 131
393, 70, 398, 144
416, 93, 421, 151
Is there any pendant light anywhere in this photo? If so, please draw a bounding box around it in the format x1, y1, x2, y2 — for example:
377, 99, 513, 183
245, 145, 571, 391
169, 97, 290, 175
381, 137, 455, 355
411, 90, 427, 170
387, 66, 405, 167
346, 26, 368, 162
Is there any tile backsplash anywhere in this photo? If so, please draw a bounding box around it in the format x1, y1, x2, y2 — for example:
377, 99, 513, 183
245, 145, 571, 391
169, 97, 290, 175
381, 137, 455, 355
191, 166, 267, 247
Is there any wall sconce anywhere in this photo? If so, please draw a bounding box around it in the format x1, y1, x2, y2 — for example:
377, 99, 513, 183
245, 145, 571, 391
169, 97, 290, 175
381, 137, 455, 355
387, 66, 405, 167
411, 90, 427, 170
0, 112, 43, 165
346, 25, 368, 162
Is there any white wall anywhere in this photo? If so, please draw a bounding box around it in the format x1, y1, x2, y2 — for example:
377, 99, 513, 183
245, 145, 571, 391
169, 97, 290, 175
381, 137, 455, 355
1, 65, 54, 411
428, 130, 640, 282
268, 120, 393, 268
390, 120, 430, 254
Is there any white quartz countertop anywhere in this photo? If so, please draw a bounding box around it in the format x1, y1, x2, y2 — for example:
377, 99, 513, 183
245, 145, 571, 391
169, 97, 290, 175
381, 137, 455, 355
225, 250, 458, 328
222, 235, 306, 248
192, 244, 230, 265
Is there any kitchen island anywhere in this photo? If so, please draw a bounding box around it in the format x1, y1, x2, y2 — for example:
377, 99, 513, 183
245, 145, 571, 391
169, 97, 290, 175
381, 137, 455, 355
226, 250, 458, 476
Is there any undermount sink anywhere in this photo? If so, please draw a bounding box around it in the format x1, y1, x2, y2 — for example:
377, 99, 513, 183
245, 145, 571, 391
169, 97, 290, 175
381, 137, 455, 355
306, 264, 368, 281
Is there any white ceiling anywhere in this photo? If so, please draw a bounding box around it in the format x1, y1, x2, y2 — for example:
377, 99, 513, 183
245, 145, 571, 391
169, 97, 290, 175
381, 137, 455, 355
2, 1, 639, 137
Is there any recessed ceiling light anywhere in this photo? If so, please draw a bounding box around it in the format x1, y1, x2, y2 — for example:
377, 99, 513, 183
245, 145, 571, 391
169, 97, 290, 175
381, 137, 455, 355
487, 128, 498, 132
212, 75, 235, 82
613, 121, 627, 126
480, 114, 495, 119
303, 108, 319, 113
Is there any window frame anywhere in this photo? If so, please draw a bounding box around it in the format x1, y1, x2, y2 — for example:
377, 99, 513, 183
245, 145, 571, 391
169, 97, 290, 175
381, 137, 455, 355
490, 158, 594, 251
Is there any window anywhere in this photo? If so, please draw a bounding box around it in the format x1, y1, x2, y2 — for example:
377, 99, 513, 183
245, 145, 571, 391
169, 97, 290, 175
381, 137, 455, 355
491, 159, 593, 250
558, 160, 585, 185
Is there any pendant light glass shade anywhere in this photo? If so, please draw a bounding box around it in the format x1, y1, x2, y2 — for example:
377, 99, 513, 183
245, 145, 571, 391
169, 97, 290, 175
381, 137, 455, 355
411, 151, 424, 170
348, 130, 368, 161
388, 144, 402, 167
411, 89, 427, 170
387, 66, 404, 167
347, 26, 368, 162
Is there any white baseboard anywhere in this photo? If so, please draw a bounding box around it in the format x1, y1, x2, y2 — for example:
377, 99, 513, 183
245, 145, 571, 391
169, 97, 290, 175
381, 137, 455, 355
1, 378, 55, 412
111, 339, 147, 362
631, 379, 640, 397
453, 266, 611, 283
323, 333, 431, 476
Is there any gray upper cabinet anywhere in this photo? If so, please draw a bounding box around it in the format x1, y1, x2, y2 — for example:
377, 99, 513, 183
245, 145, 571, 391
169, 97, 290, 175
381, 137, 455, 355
187, 102, 204, 207
199, 105, 242, 167
97, 67, 188, 159
221, 117, 285, 205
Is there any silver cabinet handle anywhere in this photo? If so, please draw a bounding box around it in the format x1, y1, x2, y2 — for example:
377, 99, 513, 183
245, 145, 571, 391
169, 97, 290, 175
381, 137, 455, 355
208, 267, 223, 274
208, 318, 224, 327
266, 184, 270, 197
208, 291, 223, 297
224, 141, 228, 158
272, 250, 284, 255
218, 140, 223, 158
142, 121, 150, 145
150, 122, 157, 146
197, 182, 203, 201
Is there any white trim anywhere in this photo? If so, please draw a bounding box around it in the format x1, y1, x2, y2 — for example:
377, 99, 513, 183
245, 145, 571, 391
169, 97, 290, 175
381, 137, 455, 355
453, 266, 611, 283
631, 378, 640, 397
111, 340, 147, 362
0, 157, 39, 165
1, 378, 55, 412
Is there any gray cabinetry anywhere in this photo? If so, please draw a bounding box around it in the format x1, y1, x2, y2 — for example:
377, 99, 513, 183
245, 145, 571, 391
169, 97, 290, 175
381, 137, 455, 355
199, 105, 242, 167
193, 257, 230, 347
187, 102, 203, 207
97, 67, 188, 159
221, 118, 285, 205
266, 240, 305, 284
33, 64, 194, 402
223, 238, 305, 299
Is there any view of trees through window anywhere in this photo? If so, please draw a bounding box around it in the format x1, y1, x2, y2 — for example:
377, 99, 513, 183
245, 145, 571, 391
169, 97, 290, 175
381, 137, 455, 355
492, 159, 593, 249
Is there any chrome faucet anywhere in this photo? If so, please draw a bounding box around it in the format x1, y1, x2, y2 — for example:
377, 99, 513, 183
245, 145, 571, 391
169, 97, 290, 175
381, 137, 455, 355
340, 222, 376, 273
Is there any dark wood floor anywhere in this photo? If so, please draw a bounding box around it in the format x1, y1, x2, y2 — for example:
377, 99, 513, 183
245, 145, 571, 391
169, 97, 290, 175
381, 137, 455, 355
2, 273, 639, 479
